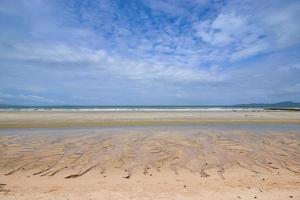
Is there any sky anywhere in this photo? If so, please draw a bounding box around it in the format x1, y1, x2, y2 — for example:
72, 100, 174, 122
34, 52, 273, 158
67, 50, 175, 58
0, 0, 300, 106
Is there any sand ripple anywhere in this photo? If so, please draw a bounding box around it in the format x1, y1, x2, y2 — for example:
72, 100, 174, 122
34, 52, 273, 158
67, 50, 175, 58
1, 128, 300, 179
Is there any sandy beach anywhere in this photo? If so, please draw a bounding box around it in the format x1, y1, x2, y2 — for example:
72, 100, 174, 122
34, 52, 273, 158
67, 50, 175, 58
2, 0, 300, 199
0, 110, 300, 200
1, 110, 300, 129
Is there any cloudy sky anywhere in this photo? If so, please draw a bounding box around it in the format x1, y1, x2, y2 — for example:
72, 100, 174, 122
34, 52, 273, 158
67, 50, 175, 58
0, 0, 300, 105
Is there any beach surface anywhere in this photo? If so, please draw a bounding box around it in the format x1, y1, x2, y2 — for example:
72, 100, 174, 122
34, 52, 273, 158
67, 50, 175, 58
1, 110, 300, 129
0, 110, 300, 199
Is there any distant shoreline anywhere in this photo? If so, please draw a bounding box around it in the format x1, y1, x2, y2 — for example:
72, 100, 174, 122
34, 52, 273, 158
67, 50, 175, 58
0, 107, 299, 112
1, 101, 299, 111
0, 107, 266, 112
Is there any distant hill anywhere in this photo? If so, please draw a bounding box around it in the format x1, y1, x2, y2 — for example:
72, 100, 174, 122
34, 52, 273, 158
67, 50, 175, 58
233, 101, 300, 109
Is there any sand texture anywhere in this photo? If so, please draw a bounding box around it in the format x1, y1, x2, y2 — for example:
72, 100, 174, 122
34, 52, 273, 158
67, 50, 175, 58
0, 111, 300, 199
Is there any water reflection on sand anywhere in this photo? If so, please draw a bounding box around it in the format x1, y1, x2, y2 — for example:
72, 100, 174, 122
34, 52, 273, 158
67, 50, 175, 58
1, 125, 299, 179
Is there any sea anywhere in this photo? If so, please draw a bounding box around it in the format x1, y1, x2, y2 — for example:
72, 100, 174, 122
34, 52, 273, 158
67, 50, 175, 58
0, 105, 281, 112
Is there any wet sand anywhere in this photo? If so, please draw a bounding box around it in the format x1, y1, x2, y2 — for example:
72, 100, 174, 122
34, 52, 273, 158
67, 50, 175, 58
1, 110, 300, 129
0, 111, 300, 199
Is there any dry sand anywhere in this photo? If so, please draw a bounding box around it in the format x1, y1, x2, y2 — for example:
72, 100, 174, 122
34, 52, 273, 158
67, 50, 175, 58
0, 110, 300, 199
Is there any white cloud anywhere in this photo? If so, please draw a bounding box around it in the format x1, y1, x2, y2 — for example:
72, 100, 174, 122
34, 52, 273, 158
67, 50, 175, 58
193, 0, 300, 62
0, 92, 56, 104
1, 0, 300, 105
0, 43, 107, 63
18, 94, 55, 103
142, 0, 210, 16
194, 13, 251, 46
0, 41, 225, 84
230, 43, 268, 61
259, 1, 300, 49
0, 92, 13, 98
193, 11, 268, 62
108, 60, 225, 83
291, 64, 300, 70
283, 83, 300, 95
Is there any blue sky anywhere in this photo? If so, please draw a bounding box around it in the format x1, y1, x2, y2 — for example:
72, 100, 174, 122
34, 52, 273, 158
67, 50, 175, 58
0, 0, 300, 105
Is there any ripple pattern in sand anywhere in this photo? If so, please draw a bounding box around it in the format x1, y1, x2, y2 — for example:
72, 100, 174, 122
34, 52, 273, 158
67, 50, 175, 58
0, 129, 300, 179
